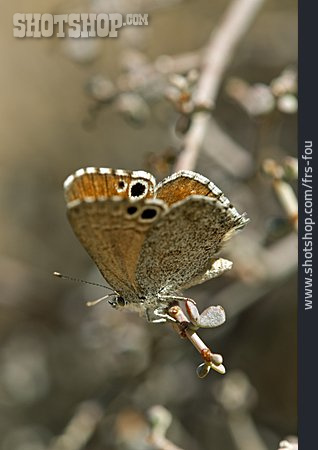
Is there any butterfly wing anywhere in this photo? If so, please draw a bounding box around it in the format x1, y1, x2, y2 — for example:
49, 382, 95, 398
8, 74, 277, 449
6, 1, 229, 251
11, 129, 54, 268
64, 167, 167, 296
156, 170, 227, 206
64, 167, 156, 203
156, 170, 247, 237
136, 194, 248, 296
155, 170, 248, 283
178, 258, 233, 291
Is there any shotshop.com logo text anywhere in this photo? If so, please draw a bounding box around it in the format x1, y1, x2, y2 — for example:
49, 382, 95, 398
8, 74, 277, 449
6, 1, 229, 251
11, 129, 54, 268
13, 13, 149, 38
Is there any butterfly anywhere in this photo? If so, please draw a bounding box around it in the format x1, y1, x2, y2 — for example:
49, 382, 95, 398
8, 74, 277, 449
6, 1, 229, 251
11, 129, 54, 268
63, 168, 249, 323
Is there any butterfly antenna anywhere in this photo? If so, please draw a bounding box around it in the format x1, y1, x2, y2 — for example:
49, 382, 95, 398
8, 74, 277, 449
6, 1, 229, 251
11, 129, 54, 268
53, 271, 116, 294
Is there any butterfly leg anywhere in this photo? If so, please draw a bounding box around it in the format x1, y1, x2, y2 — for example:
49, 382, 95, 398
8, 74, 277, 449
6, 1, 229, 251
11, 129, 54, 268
149, 317, 167, 324
146, 307, 176, 323
146, 308, 166, 323
155, 308, 177, 322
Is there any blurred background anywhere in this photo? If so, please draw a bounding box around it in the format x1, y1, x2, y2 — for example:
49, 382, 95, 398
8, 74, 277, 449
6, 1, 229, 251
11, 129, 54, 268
0, 0, 297, 449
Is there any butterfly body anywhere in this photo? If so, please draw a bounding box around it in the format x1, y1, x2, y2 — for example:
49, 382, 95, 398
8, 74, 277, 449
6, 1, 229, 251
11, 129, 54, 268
64, 168, 249, 322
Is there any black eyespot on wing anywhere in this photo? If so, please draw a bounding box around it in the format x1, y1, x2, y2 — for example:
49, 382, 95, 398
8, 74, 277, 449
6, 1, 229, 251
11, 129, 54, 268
141, 208, 157, 220
131, 182, 146, 197
127, 206, 138, 215
118, 180, 125, 189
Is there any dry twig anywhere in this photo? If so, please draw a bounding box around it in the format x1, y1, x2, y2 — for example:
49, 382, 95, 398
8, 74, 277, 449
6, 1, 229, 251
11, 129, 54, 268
168, 304, 225, 376
148, 405, 184, 450
49, 401, 103, 450
262, 158, 298, 231
174, 0, 265, 172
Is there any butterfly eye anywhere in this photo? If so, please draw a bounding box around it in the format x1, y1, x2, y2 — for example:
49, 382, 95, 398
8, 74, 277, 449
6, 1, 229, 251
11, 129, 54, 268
117, 296, 126, 307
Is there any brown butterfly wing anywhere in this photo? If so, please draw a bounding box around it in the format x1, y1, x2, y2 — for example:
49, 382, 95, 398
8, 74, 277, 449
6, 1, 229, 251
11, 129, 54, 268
64, 167, 156, 204
136, 196, 243, 295
64, 168, 166, 296
137, 175, 249, 296
67, 198, 167, 295
155, 170, 225, 205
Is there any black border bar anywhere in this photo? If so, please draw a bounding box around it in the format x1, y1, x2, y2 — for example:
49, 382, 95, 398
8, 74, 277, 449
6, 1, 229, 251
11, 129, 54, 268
299, 2, 318, 448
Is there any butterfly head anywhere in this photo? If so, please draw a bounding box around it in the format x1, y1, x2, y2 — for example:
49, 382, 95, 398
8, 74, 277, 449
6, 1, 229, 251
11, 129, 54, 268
108, 296, 127, 309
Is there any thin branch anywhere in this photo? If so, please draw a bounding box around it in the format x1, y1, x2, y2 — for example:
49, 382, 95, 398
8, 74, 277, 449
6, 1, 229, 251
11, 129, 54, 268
202, 117, 254, 178
148, 406, 184, 450
273, 179, 298, 231
174, 0, 265, 172
227, 412, 268, 450
49, 401, 103, 450
168, 304, 225, 375
262, 158, 298, 231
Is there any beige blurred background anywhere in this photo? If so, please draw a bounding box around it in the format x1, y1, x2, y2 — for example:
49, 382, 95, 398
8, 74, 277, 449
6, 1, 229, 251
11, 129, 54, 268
0, 1, 297, 449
